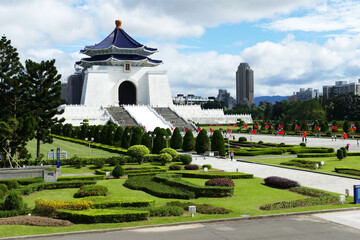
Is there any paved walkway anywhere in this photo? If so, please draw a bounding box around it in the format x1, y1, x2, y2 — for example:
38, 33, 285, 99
193, 133, 360, 196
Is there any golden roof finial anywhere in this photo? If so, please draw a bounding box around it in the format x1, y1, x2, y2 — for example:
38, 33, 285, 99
115, 20, 122, 29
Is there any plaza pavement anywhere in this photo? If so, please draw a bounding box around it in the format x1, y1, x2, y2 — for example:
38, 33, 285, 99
193, 133, 360, 196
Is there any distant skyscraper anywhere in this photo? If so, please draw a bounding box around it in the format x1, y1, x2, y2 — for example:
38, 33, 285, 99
236, 63, 254, 106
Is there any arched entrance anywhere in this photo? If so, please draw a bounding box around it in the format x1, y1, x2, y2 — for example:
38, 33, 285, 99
118, 81, 136, 105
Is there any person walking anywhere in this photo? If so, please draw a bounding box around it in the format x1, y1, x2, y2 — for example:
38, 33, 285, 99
230, 151, 234, 161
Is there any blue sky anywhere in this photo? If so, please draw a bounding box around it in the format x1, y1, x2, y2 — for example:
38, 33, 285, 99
1, 0, 360, 98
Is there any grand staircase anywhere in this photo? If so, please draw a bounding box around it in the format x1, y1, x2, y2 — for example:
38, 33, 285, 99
154, 107, 196, 131
105, 106, 139, 127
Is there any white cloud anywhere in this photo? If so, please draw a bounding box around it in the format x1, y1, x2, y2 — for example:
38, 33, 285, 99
263, 0, 360, 33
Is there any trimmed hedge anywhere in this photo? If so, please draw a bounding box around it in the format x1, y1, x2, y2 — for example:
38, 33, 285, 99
57, 175, 105, 181
167, 201, 232, 214
15, 181, 97, 196
52, 134, 127, 154
297, 153, 335, 158
281, 159, 322, 169
260, 186, 339, 210
57, 209, 149, 223
335, 167, 360, 176
0, 208, 29, 218
264, 176, 300, 189
232, 148, 284, 156
34, 199, 93, 216
154, 174, 234, 198
0, 178, 44, 186
169, 164, 182, 170
80, 197, 155, 208
124, 175, 195, 199
74, 185, 109, 198
347, 152, 360, 156
290, 147, 334, 154
184, 165, 199, 170
179, 172, 253, 179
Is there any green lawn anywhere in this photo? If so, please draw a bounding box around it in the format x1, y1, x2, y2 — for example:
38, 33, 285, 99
0, 177, 351, 238
26, 138, 117, 160
238, 155, 360, 178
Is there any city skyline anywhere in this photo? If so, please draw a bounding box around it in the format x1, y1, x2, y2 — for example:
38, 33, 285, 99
1, 0, 360, 98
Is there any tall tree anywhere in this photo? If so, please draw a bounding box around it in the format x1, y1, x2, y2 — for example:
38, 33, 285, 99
170, 127, 182, 149
195, 129, 209, 154
26, 59, 64, 158
0, 36, 36, 164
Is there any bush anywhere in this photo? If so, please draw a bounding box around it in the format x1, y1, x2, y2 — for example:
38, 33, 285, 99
74, 185, 109, 198
160, 148, 179, 162
0, 183, 8, 194
169, 164, 182, 170
205, 178, 234, 187
211, 130, 225, 155
127, 145, 150, 164
170, 127, 182, 149
335, 167, 360, 176
82, 197, 154, 208
72, 155, 86, 168
93, 158, 106, 169
238, 137, 247, 142
258, 140, 264, 144
4, 191, 23, 210
143, 154, 159, 163
108, 156, 126, 166
281, 159, 322, 169
112, 165, 125, 178
337, 149, 344, 160
180, 154, 192, 165
299, 143, 306, 147
139, 205, 184, 217
6, 180, 20, 190
264, 176, 300, 189
185, 164, 199, 170
202, 164, 212, 170
158, 153, 172, 166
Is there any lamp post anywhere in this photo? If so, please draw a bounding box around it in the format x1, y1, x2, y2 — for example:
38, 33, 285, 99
85, 137, 94, 157
163, 135, 170, 148
150, 133, 156, 149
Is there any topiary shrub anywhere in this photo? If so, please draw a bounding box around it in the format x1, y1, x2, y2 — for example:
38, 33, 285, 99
169, 164, 182, 170
211, 130, 225, 155
185, 164, 199, 170
74, 185, 109, 198
4, 191, 23, 210
264, 176, 300, 189
202, 164, 212, 170
205, 178, 234, 187
182, 130, 195, 151
238, 137, 247, 142
337, 149, 344, 160
279, 143, 286, 147
180, 154, 192, 165
340, 147, 347, 158
127, 145, 150, 164
6, 180, 20, 190
170, 127, 183, 149
112, 165, 125, 178
195, 129, 209, 154
299, 143, 306, 147
258, 140, 264, 144
160, 148, 180, 162
158, 153, 172, 165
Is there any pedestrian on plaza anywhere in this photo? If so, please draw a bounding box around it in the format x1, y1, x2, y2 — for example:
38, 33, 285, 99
230, 151, 234, 161
250, 136, 253, 141
332, 135, 334, 141
357, 139, 359, 147
335, 135, 337, 141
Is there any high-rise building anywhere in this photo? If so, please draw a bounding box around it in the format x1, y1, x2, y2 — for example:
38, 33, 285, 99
323, 80, 360, 98
295, 88, 320, 101
217, 89, 234, 109
236, 63, 254, 106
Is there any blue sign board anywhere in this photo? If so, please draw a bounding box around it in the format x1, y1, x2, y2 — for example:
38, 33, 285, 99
56, 148, 60, 168
354, 185, 360, 204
